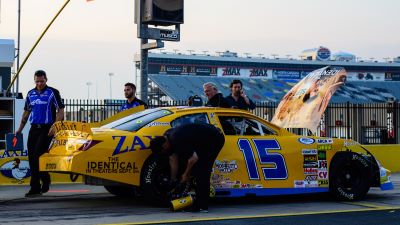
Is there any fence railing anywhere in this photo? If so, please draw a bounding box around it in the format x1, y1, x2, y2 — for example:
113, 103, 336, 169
63, 99, 399, 145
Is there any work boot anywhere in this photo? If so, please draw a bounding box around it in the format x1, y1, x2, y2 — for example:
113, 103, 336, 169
41, 182, 50, 194
25, 189, 42, 198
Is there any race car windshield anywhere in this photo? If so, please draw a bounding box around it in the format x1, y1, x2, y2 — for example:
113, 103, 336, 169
101, 108, 172, 131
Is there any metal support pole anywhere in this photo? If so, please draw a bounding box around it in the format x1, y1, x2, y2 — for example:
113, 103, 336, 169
140, 37, 148, 103
16, 0, 21, 94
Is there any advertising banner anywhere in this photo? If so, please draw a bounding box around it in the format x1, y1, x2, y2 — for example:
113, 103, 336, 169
385, 73, 400, 81
271, 66, 347, 132
347, 72, 385, 81
149, 64, 217, 76
272, 70, 301, 79
217, 67, 271, 78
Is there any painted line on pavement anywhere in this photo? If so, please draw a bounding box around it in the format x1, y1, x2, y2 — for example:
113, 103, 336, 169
343, 202, 393, 209
101, 206, 400, 225
48, 189, 91, 193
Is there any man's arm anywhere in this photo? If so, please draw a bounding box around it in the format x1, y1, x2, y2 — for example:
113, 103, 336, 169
16, 110, 30, 134
181, 152, 198, 183
169, 153, 179, 181
241, 91, 256, 110
55, 108, 64, 122
48, 108, 64, 136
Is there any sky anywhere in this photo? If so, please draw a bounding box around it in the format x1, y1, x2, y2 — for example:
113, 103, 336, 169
0, 0, 399, 100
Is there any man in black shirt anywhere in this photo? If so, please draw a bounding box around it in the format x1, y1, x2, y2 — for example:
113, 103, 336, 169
119, 83, 147, 111
225, 79, 256, 110
203, 82, 229, 108
150, 123, 225, 212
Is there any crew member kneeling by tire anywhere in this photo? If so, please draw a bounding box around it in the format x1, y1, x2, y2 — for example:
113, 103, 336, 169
150, 123, 225, 212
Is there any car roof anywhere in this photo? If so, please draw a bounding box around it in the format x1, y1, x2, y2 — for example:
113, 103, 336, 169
158, 106, 285, 132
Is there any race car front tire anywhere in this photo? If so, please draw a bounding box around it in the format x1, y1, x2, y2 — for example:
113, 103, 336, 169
329, 152, 372, 200
140, 154, 171, 205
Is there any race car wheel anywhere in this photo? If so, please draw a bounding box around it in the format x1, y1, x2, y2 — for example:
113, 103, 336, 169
329, 152, 372, 200
104, 185, 136, 197
140, 154, 171, 205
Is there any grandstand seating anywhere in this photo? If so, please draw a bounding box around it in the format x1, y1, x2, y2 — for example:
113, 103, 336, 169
149, 74, 400, 103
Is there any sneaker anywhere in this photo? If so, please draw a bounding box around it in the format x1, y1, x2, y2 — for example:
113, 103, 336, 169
25, 190, 42, 198
41, 182, 50, 194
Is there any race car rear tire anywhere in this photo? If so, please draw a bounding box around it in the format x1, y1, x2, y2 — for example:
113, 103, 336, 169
104, 185, 136, 197
140, 155, 170, 205
329, 152, 372, 200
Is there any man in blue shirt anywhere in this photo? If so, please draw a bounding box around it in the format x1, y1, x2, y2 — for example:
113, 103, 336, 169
119, 83, 147, 111
16, 70, 65, 197
225, 79, 256, 110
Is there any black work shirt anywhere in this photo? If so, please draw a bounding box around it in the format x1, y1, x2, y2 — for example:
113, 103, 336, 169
225, 95, 256, 110
120, 98, 148, 111
205, 93, 230, 108
165, 123, 225, 161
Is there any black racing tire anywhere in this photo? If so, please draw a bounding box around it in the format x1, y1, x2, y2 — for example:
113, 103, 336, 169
104, 185, 136, 197
329, 152, 372, 201
140, 154, 171, 205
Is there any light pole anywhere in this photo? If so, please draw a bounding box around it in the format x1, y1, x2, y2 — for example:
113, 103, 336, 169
108, 72, 114, 99
86, 82, 92, 99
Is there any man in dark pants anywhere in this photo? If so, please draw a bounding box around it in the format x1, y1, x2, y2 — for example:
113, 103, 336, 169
150, 123, 225, 212
16, 70, 65, 197
225, 79, 256, 110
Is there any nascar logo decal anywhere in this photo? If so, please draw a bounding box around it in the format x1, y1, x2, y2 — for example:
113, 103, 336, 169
0, 158, 31, 181
298, 137, 315, 145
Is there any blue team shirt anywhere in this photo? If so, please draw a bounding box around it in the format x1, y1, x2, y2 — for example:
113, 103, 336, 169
119, 98, 147, 111
24, 86, 65, 125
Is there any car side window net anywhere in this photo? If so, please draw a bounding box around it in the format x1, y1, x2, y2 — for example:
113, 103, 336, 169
218, 116, 277, 136
171, 113, 209, 128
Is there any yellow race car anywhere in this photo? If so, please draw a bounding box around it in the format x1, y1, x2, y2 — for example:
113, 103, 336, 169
39, 106, 393, 202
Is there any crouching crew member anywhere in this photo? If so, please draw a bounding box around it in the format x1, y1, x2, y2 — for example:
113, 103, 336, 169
150, 123, 225, 212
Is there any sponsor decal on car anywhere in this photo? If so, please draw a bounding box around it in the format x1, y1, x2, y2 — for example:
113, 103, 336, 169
316, 139, 333, 144
302, 149, 317, 155
304, 180, 319, 188
112, 135, 155, 156
317, 144, 332, 150
215, 160, 238, 173
298, 137, 315, 145
318, 170, 328, 179
144, 122, 170, 127
318, 160, 328, 169
304, 155, 317, 162
318, 150, 327, 160
318, 180, 329, 186
344, 140, 358, 146
294, 180, 305, 188
305, 175, 318, 181
86, 157, 139, 174
304, 168, 318, 175
303, 161, 318, 168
